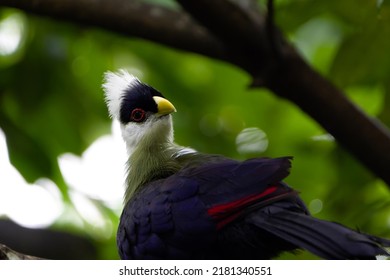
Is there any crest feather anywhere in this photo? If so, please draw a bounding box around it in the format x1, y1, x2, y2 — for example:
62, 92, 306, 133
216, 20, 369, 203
103, 70, 140, 119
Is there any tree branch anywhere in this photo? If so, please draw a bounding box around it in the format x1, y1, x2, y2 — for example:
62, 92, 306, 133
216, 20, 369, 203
268, 49, 390, 186
0, 0, 228, 61
0, 244, 42, 260
176, 0, 272, 76
1, 0, 390, 187
176, 0, 390, 187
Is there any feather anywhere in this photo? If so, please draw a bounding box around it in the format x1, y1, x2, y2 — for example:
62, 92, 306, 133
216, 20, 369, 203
102, 70, 140, 119
246, 201, 390, 259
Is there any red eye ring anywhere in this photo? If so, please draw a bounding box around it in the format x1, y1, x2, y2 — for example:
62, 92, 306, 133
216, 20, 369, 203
130, 108, 146, 122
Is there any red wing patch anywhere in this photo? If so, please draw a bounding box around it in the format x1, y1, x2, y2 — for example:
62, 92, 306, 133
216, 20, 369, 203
207, 186, 279, 230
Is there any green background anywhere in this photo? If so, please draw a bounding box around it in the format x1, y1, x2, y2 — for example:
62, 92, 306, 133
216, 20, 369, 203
0, 0, 390, 259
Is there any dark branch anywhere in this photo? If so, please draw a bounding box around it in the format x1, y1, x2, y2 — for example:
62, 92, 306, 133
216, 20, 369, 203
176, 0, 390, 187
0, 219, 98, 259
1, 0, 390, 187
177, 0, 265, 44
0, 243, 43, 260
176, 0, 272, 76
266, 52, 390, 186
266, 0, 281, 60
0, 0, 229, 62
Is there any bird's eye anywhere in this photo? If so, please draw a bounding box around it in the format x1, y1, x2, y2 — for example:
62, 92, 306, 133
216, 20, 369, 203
130, 108, 146, 122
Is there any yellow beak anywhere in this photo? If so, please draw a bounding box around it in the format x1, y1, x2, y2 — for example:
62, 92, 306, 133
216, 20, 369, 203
153, 96, 176, 116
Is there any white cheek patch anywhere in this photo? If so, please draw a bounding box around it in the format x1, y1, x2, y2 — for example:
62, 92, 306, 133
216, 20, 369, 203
121, 115, 174, 156
102, 70, 140, 120
121, 123, 142, 156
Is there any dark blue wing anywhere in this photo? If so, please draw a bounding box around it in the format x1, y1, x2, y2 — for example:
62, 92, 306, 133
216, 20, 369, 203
117, 156, 390, 260
117, 157, 297, 259
117, 176, 215, 259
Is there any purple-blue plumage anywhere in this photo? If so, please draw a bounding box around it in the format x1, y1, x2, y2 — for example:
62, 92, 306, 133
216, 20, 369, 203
118, 174, 215, 259
117, 157, 390, 259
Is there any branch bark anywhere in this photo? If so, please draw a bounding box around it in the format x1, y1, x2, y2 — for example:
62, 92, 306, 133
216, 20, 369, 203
1, 0, 390, 187
0, 244, 42, 260
0, 0, 228, 61
0, 219, 98, 259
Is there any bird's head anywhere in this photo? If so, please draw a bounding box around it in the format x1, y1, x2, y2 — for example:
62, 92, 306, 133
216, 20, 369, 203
103, 70, 176, 155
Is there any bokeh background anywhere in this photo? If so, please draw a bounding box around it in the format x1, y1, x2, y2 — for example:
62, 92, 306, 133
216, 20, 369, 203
0, 0, 390, 259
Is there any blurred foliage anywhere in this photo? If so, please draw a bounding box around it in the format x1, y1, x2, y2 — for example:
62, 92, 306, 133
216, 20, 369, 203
0, 0, 390, 259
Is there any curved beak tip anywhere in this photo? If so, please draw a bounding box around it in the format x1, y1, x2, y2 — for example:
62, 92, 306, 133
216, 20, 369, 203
153, 96, 176, 116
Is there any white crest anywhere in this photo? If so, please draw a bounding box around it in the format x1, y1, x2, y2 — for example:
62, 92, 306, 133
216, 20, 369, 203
102, 69, 140, 120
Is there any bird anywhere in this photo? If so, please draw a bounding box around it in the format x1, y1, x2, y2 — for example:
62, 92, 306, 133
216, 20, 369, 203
103, 69, 390, 260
